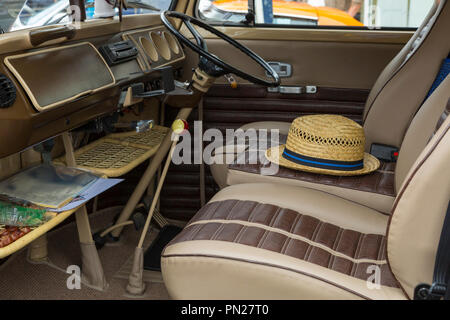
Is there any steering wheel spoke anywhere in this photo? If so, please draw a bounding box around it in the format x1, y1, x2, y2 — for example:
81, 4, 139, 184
160, 11, 280, 87
184, 20, 208, 51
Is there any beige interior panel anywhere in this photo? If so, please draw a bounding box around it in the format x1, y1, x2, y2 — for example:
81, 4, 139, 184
182, 39, 404, 89
182, 24, 413, 45
0, 13, 164, 56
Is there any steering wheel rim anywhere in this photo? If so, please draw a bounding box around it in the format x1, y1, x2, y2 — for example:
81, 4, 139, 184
160, 11, 281, 87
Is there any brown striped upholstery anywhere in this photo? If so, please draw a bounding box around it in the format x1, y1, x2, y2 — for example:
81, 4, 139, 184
162, 183, 405, 300
170, 199, 398, 288
228, 152, 396, 197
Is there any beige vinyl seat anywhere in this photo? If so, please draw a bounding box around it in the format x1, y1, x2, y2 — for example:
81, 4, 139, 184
209, 0, 450, 214
161, 115, 450, 300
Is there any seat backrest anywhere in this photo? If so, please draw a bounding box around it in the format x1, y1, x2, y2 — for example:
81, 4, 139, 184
387, 116, 449, 299
395, 75, 450, 191
363, 0, 450, 151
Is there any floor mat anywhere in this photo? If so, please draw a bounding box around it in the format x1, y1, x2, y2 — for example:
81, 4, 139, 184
0, 206, 170, 300
143, 225, 182, 271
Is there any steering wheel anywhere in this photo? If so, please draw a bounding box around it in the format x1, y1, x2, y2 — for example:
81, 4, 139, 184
160, 11, 281, 87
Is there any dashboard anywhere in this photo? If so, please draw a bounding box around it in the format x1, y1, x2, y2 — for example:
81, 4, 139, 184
0, 19, 186, 159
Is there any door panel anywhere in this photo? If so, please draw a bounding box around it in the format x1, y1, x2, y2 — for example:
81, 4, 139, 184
203, 84, 369, 127
182, 38, 405, 89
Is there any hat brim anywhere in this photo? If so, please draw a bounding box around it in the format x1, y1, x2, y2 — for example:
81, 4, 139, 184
265, 145, 380, 176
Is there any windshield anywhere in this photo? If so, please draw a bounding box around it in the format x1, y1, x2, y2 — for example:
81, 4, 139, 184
0, 0, 171, 33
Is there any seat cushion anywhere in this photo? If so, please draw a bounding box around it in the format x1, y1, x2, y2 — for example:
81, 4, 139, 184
209, 122, 395, 214
161, 183, 406, 300
229, 150, 396, 198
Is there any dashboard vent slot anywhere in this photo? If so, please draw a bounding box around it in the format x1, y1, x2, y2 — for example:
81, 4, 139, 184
0, 74, 16, 109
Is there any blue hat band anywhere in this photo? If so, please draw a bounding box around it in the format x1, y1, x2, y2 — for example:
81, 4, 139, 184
282, 148, 364, 171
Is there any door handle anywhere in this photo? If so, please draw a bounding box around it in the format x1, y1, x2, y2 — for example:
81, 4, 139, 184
266, 62, 292, 78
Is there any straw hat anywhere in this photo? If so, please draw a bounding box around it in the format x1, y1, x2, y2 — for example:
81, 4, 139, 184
265, 115, 380, 176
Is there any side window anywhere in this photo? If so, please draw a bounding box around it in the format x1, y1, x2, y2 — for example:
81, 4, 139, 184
197, 0, 437, 29
1, 0, 172, 33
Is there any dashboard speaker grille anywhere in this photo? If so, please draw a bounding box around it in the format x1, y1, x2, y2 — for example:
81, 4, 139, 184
0, 74, 16, 109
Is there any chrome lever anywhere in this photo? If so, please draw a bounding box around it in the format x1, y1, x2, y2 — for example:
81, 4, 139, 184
268, 86, 317, 94
279, 86, 304, 94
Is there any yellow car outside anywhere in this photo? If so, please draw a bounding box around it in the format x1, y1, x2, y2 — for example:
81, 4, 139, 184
214, 0, 364, 26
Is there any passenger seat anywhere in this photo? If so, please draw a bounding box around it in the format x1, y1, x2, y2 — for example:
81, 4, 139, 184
212, 76, 450, 213
161, 115, 450, 300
